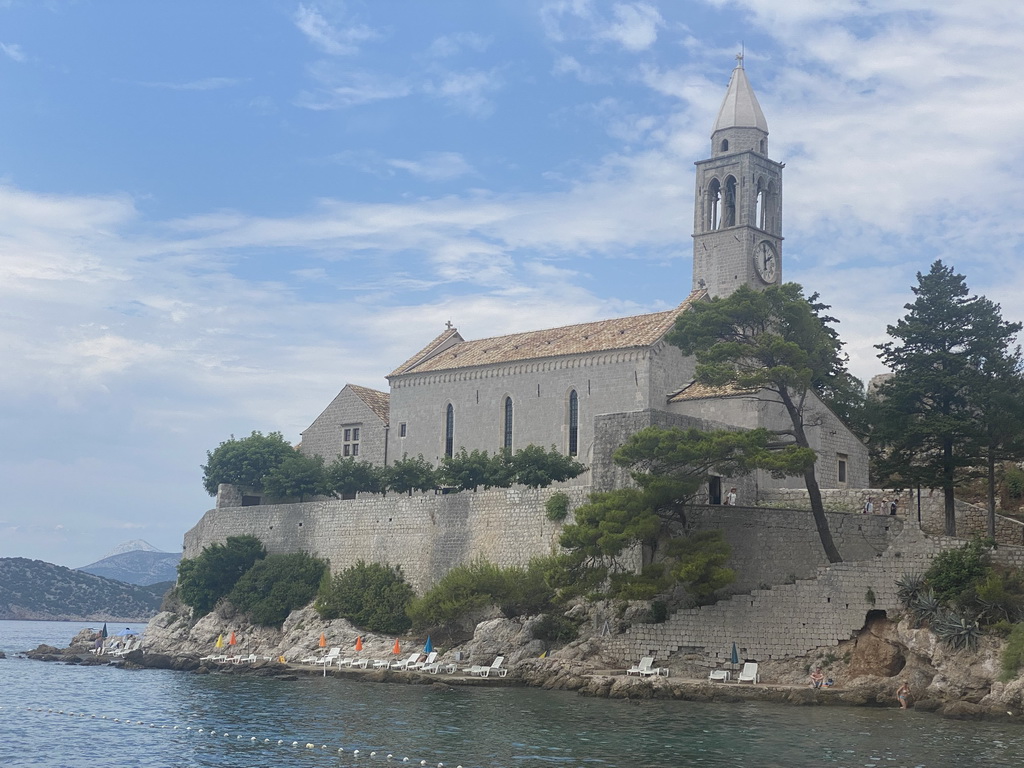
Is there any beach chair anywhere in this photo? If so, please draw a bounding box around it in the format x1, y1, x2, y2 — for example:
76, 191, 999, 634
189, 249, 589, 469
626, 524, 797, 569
408, 651, 438, 671
626, 657, 655, 676
424, 658, 457, 674
351, 657, 370, 669
639, 659, 669, 677
708, 669, 730, 682
314, 647, 341, 667
389, 652, 422, 670
737, 662, 760, 684
466, 656, 506, 678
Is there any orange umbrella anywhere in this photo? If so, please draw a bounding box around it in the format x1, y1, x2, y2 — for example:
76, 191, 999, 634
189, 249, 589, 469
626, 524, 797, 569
319, 633, 327, 648
228, 631, 237, 646
354, 636, 363, 652
392, 638, 401, 655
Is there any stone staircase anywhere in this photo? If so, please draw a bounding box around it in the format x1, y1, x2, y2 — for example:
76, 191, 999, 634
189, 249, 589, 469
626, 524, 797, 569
604, 524, 1023, 667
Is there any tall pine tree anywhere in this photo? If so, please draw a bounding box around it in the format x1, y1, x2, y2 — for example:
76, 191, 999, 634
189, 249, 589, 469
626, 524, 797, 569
873, 261, 1023, 536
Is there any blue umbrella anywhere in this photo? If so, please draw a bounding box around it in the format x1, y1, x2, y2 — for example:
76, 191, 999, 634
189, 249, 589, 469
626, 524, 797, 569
423, 636, 433, 654
731, 642, 739, 666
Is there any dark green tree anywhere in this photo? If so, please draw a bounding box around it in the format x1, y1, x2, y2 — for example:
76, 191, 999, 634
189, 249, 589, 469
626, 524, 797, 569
384, 454, 439, 495
667, 283, 858, 562
509, 445, 586, 489
227, 552, 328, 626
874, 261, 1023, 536
315, 560, 414, 634
263, 453, 326, 501
440, 448, 513, 491
201, 431, 296, 495
176, 535, 266, 616
324, 457, 386, 498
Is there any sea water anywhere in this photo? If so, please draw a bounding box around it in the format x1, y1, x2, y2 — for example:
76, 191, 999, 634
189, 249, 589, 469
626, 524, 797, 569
1, 620, 1023, 767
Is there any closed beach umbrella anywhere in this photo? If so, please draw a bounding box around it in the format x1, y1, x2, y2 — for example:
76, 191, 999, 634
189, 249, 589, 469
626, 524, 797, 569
731, 642, 739, 671
101, 623, 108, 639
215, 634, 224, 649
424, 636, 432, 654
319, 633, 327, 648
392, 639, 401, 655
354, 636, 363, 652
228, 631, 237, 647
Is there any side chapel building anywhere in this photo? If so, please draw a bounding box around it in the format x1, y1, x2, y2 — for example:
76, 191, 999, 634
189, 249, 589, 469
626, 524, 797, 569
298, 58, 869, 500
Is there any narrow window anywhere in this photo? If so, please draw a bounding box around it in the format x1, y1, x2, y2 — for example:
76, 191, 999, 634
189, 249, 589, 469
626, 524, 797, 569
707, 179, 722, 230
445, 404, 455, 458
568, 390, 579, 457
399, 422, 407, 438
503, 396, 513, 450
720, 139, 729, 152
837, 455, 848, 484
723, 176, 737, 227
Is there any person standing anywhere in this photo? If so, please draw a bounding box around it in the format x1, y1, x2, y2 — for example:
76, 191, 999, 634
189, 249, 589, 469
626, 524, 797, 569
725, 488, 737, 506
896, 681, 911, 709
863, 497, 874, 514
889, 499, 898, 516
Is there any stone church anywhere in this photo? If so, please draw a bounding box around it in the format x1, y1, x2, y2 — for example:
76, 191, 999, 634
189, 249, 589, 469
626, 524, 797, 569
298, 58, 868, 501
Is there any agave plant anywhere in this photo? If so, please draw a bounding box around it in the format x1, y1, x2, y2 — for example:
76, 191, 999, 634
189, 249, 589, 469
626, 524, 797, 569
908, 588, 942, 627
896, 572, 926, 608
932, 610, 983, 652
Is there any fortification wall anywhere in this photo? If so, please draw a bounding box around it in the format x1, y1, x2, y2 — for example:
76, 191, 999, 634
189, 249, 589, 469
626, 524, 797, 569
184, 486, 591, 593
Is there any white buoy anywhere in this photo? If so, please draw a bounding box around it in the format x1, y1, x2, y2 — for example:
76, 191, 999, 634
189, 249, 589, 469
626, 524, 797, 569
370, 751, 376, 757
421, 761, 428, 766
403, 758, 410, 763
278, 740, 284, 745
387, 754, 394, 760
292, 741, 299, 747
306, 743, 315, 749
322, 745, 329, 750
251, 737, 257, 741
354, 749, 360, 756
264, 738, 271, 743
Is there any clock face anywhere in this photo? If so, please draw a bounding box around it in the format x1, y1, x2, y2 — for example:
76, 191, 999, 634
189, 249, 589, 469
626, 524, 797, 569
755, 241, 778, 283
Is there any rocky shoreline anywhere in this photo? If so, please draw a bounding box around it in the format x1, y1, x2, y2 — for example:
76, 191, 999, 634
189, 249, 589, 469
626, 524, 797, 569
22, 602, 1024, 724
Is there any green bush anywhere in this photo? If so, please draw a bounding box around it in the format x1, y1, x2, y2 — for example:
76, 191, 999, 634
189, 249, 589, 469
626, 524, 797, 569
896, 572, 926, 607
407, 558, 556, 635
509, 445, 586, 489
177, 535, 267, 616
532, 613, 579, 644
1005, 465, 1024, 500
324, 457, 386, 497
925, 540, 989, 604
201, 432, 296, 495
440, 449, 514, 491
932, 610, 983, 652
228, 552, 328, 627
315, 560, 414, 634
1000, 623, 1024, 681
545, 492, 571, 522
667, 530, 735, 603
263, 453, 326, 501
384, 455, 439, 495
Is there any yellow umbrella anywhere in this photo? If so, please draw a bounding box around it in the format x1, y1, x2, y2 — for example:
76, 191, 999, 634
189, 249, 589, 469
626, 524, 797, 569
214, 634, 224, 649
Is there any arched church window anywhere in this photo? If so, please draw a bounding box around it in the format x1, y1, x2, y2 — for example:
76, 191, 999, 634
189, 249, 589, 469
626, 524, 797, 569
723, 176, 737, 227
707, 179, 722, 231
755, 177, 766, 230
503, 396, 513, 450
445, 404, 455, 458
720, 139, 729, 152
568, 390, 579, 457
759, 138, 766, 153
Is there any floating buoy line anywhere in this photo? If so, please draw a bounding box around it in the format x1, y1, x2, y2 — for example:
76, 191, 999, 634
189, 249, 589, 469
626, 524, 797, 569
4, 704, 461, 768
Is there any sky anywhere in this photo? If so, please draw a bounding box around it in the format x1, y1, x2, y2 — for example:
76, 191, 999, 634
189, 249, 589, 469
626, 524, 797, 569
2, 0, 1023, 569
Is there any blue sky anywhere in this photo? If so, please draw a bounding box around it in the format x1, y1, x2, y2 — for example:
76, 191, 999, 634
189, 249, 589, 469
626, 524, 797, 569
2, 0, 1023, 568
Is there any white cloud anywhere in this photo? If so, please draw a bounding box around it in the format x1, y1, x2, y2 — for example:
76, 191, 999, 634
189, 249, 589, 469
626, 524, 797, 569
600, 3, 663, 51
294, 3, 380, 56
386, 152, 476, 182
135, 77, 244, 91
424, 69, 502, 117
0, 41, 25, 62
540, 0, 663, 51
295, 65, 411, 109
427, 32, 491, 58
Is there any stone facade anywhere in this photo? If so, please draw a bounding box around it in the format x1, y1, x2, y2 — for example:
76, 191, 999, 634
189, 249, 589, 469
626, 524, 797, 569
299, 384, 389, 466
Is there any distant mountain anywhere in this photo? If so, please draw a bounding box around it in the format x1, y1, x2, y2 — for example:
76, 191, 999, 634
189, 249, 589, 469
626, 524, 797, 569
78, 541, 181, 586
0, 557, 167, 621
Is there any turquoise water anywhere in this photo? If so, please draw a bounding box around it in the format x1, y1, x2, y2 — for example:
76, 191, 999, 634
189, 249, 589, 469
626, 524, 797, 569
2, 620, 1023, 767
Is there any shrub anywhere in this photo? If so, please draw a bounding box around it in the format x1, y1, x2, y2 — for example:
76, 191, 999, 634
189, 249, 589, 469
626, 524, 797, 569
532, 613, 579, 644
509, 445, 586, 489
315, 561, 414, 634
974, 567, 1024, 625
228, 552, 328, 627
648, 599, 669, 624
908, 588, 942, 627
177, 535, 267, 617
201, 431, 296, 495
545, 492, 571, 522
324, 457, 386, 497
1000, 623, 1024, 682
1005, 465, 1024, 500
896, 572, 926, 608
263, 453, 326, 501
932, 610, 983, 652
667, 530, 735, 603
440, 449, 513, 491
925, 540, 989, 604
384, 455, 439, 495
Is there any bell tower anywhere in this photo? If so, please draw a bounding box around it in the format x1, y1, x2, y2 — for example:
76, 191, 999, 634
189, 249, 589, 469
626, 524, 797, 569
692, 55, 784, 298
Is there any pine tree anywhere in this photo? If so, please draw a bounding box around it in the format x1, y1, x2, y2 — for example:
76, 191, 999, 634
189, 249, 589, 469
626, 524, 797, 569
668, 283, 858, 563
874, 261, 1023, 536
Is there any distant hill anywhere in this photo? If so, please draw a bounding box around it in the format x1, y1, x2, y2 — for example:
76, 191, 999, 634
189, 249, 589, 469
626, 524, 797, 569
77, 541, 181, 586
0, 557, 168, 621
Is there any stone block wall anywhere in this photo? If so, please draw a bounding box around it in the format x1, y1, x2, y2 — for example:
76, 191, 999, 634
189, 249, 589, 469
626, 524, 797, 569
604, 526, 1024, 667
185, 486, 591, 593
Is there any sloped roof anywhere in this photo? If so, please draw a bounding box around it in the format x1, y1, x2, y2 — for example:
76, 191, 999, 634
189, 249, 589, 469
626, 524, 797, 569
668, 380, 756, 402
712, 58, 768, 135
348, 384, 390, 422
389, 290, 706, 378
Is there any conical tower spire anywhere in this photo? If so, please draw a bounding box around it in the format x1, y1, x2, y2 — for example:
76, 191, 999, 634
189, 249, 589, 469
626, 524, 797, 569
712, 53, 768, 135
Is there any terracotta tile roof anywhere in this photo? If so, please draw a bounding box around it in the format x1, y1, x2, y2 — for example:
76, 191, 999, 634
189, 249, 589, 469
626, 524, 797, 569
668, 380, 755, 402
389, 290, 706, 378
348, 384, 390, 422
